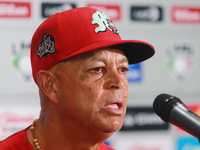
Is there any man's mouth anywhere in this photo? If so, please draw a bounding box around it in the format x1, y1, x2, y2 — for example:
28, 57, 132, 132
103, 100, 124, 115
106, 103, 123, 109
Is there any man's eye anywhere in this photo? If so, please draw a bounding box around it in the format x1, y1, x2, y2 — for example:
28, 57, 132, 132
90, 67, 103, 73
119, 67, 129, 73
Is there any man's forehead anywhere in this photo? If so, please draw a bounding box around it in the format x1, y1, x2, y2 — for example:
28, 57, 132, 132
80, 48, 127, 61
54, 48, 128, 68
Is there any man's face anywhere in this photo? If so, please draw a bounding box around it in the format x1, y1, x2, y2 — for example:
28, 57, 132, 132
52, 48, 129, 134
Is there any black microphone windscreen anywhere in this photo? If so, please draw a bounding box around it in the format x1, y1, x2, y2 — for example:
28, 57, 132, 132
153, 93, 182, 122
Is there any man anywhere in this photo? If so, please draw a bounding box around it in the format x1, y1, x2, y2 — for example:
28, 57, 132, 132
0, 7, 155, 150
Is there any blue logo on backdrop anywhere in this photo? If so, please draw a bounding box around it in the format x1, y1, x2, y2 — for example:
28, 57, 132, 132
127, 63, 142, 83
104, 140, 111, 146
177, 136, 200, 150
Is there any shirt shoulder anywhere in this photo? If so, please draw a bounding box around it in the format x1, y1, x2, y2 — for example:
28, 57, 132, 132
99, 143, 115, 150
0, 128, 33, 150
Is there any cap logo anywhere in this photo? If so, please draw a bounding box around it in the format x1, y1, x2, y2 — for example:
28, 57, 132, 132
37, 34, 57, 59
92, 11, 119, 35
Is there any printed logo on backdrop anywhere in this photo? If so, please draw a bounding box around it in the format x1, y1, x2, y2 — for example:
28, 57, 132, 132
188, 103, 200, 117
104, 141, 112, 147
42, 2, 76, 18
130, 6, 163, 22
172, 7, 200, 23
164, 41, 195, 83
177, 136, 200, 150
0, 2, 31, 18
114, 134, 173, 150
176, 103, 200, 133
127, 63, 142, 83
120, 107, 169, 131
11, 39, 32, 81
0, 106, 39, 138
87, 4, 121, 21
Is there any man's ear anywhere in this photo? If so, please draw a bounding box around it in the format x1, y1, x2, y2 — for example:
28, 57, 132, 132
36, 70, 58, 104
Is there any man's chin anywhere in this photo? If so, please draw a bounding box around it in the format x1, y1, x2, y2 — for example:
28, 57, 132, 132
100, 120, 123, 133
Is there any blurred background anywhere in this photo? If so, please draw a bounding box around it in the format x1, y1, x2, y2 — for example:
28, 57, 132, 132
0, 0, 200, 149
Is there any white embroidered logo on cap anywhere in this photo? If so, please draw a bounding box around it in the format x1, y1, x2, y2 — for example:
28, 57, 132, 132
92, 11, 119, 34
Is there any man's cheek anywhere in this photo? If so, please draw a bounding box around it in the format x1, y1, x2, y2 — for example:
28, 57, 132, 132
122, 83, 129, 99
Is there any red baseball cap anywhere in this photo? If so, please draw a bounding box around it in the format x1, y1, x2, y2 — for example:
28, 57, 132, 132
31, 7, 155, 83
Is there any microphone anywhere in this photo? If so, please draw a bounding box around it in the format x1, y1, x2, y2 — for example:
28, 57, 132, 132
153, 93, 200, 140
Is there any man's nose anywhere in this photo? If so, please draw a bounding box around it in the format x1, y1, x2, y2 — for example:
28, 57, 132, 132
104, 69, 125, 89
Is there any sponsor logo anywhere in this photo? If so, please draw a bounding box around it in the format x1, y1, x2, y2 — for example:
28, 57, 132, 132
127, 63, 142, 83
42, 2, 76, 18
120, 107, 169, 131
128, 144, 168, 150
188, 103, 200, 117
172, 7, 200, 23
176, 103, 200, 132
115, 136, 173, 150
177, 136, 200, 150
37, 34, 57, 59
104, 140, 112, 147
130, 6, 163, 22
87, 4, 121, 21
11, 39, 32, 81
92, 11, 119, 34
164, 41, 195, 82
0, 2, 31, 18
0, 106, 39, 137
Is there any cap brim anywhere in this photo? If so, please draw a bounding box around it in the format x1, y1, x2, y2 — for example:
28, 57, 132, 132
60, 40, 155, 64
113, 40, 155, 64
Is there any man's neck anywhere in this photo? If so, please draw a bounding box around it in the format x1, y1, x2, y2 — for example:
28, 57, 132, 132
26, 118, 113, 150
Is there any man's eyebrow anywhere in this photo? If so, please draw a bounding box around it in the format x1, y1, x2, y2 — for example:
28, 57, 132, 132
120, 57, 129, 63
89, 56, 105, 62
88, 56, 129, 63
